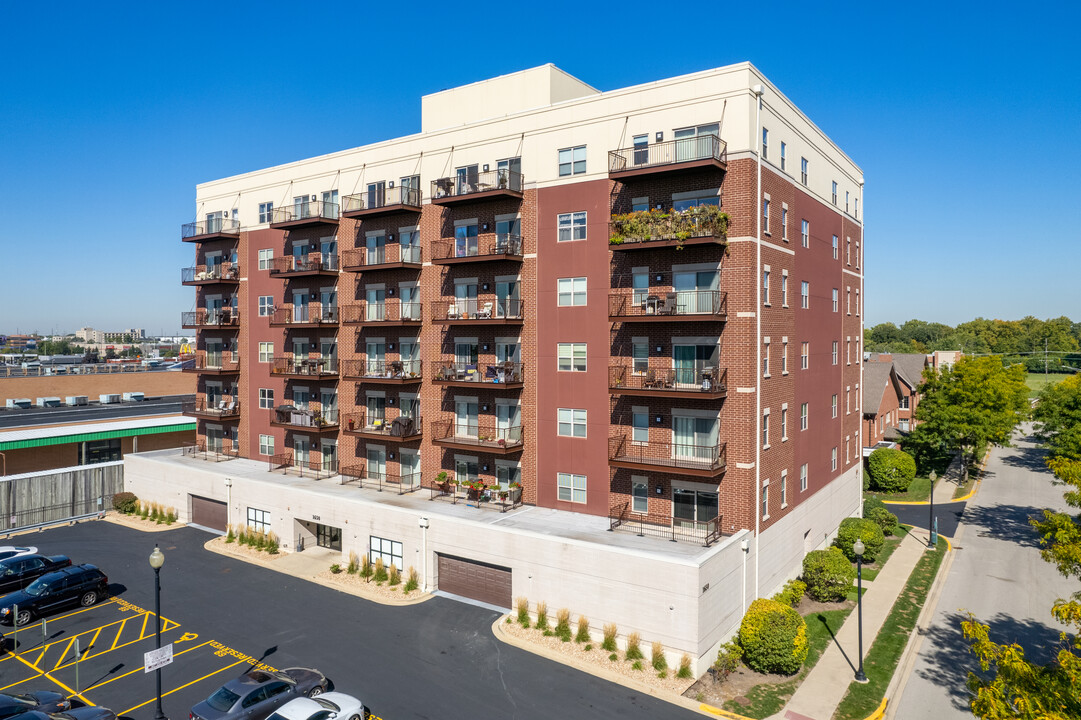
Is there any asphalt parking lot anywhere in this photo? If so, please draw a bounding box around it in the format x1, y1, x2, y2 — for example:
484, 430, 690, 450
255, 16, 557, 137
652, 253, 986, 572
1, 522, 699, 720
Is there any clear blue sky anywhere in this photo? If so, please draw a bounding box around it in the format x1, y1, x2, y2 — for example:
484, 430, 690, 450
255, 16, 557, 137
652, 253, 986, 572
2, 2, 1078, 336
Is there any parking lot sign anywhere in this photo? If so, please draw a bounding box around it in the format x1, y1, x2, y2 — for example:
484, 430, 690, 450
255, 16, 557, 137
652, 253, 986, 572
144, 643, 174, 673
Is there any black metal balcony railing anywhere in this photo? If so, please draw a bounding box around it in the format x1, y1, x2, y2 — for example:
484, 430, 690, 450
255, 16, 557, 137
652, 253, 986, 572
609, 205, 729, 248
339, 464, 423, 494
432, 361, 524, 386
340, 301, 423, 325
182, 217, 241, 240
341, 359, 423, 381
341, 245, 423, 270
608, 290, 727, 321
431, 298, 524, 323
341, 186, 423, 215
269, 406, 338, 430
181, 440, 240, 462
270, 200, 339, 226
608, 134, 727, 174
431, 234, 523, 263
431, 420, 525, 453
609, 366, 727, 397
269, 253, 339, 275
270, 356, 338, 377
609, 503, 725, 547
181, 263, 240, 284
343, 412, 422, 440
269, 304, 339, 326
183, 397, 241, 418
181, 309, 240, 328
608, 435, 727, 476
431, 169, 524, 202
268, 451, 338, 479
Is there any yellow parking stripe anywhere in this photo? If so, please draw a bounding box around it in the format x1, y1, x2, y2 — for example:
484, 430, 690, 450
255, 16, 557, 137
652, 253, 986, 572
119, 658, 248, 716
48, 597, 120, 623
110, 616, 129, 650
86, 625, 104, 656
140, 610, 150, 637
82, 640, 212, 692
5, 646, 94, 706
0, 671, 45, 692
52, 636, 78, 670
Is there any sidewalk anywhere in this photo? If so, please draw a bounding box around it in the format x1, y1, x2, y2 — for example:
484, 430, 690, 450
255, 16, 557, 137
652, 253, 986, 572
775, 528, 932, 720
932, 453, 966, 505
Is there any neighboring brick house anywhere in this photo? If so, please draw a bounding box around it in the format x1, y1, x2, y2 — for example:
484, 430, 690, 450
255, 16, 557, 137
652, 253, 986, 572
862, 361, 903, 450
867, 353, 928, 433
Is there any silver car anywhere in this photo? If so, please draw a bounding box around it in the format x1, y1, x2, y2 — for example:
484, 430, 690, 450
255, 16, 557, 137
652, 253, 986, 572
190, 669, 330, 720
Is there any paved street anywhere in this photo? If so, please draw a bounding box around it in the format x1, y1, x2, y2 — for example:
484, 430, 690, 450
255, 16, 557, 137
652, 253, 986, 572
1, 521, 699, 720
890, 428, 1076, 718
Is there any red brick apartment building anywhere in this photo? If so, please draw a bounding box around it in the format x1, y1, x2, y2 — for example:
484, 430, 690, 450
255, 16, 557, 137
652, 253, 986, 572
131, 63, 864, 669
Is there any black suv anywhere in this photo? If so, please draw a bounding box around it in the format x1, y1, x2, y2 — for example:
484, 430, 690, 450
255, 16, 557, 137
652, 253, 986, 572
0, 564, 108, 626
0, 555, 71, 595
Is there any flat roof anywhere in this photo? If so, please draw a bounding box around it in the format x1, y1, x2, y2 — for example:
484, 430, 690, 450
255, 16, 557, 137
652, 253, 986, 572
0, 415, 195, 451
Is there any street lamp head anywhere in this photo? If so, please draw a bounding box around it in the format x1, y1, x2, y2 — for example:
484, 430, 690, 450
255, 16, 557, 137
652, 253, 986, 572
853, 539, 865, 558
149, 545, 165, 570
929, 470, 937, 482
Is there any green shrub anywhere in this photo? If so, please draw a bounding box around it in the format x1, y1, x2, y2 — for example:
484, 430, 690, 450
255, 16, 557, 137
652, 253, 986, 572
225, 525, 235, 543
714, 640, 743, 679
373, 558, 388, 583
388, 564, 401, 586
112, 492, 138, 514
834, 517, 885, 562
575, 616, 590, 644
609, 653, 618, 662
868, 506, 900, 536
265, 531, 279, 554
330, 563, 342, 574
802, 548, 856, 601
404, 567, 419, 593
738, 598, 808, 675
625, 631, 644, 660
360, 555, 373, 580
150, 503, 160, 522
139, 502, 149, 519
602, 623, 618, 652
677, 654, 693, 679
516, 597, 530, 627
867, 447, 917, 493
863, 495, 887, 517
555, 608, 572, 641
771, 578, 807, 608
535, 602, 548, 631
651, 641, 668, 673
632, 660, 643, 671
347, 551, 359, 574
165, 507, 177, 525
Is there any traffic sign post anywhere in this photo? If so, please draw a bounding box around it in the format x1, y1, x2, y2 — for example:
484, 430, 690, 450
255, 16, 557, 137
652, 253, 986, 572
144, 643, 173, 673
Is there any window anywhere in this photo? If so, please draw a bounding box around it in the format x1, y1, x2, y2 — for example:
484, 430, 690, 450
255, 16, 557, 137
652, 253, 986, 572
763, 269, 770, 305
557, 472, 587, 503
845, 190, 850, 213
900, 396, 910, 410
899, 419, 911, 432
258, 434, 274, 456
763, 338, 770, 377
258, 342, 273, 363
847, 238, 852, 265
763, 197, 770, 233
780, 471, 788, 508
370, 536, 403, 570
781, 340, 788, 374
801, 219, 809, 248
801, 157, 808, 185
800, 463, 808, 491
258, 202, 273, 224
855, 197, 859, 219
801, 281, 809, 309
632, 342, 648, 373
558, 146, 587, 176
846, 436, 851, 463
557, 408, 587, 438
781, 206, 788, 241
832, 181, 838, 205
780, 141, 787, 171
258, 249, 274, 270
557, 212, 587, 242
761, 480, 769, 519
856, 242, 861, 269
632, 479, 648, 513
247, 507, 270, 533
557, 277, 587, 306
780, 407, 788, 440
856, 289, 860, 316
831, 447, 838, 471
632, 409, 648, 444
762, 127, 769, 159
781, 272, 788, 307
832, 288, 838, 312
846, 387, 851, 414
259, 296, 274, 317
832, 341, 839, 365
832, 235, 838, 259
557, 343, 587, 372
847, 339, 852, 365
832, 394, 838, 418
762, 409, 770, 448
800, 403, 808, 430
259, 388, 274, 410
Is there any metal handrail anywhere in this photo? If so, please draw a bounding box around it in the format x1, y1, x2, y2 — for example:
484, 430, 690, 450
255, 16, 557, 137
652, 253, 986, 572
608, 435, 727, 471
270, 253, 338, 274
270, 407, 338, 428
181, 262, 240, 283
194, 351, 240, 371
431, 419, 525, 448
608, 134, 727, 172
431, 298, 524, 321
431, 233, 523, 260
341, 185, 422, 212
609, 205, 729, 245
431, 169, 523, 199
269, 304, 339, 325
340, 465, 423, 494
608, 502, 726, 546
181, 309, 240, 327
432, 361, 524, 384
609, 365, 727, 394
270, 200, 339, 224
270, 356, 338, 376
341, 301, 423, 324
343, 412, 422, 438
608, 290, 727, 319
341, 244, 423, 268
341, 359, 422, 379
182, 217, 240, 238
183, 397, 241, 417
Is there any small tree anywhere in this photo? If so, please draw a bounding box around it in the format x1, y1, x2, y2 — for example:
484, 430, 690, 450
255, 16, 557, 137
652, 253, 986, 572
834, 517, 886, 562
867, 447, 917, 493
739, 598, 808, 675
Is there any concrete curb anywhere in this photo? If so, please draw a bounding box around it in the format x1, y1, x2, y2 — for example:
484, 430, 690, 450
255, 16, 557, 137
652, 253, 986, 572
202, 539, 432, 607
490, 615, 751, 720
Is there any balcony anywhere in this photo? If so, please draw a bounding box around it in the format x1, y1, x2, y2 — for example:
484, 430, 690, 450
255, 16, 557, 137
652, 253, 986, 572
609, 503, 725, 547
607, 435, 727, 478
343, 413, 422, 442
609, 366, 727, 400
432, 361, 524, 389
181, 217, 241, 242
608, 290, 727, 322
608, 134, 727, 180
340, 464, 422, 494
270, 356, 338, 379
181, 440, 239, 462
431, 234, 523, 265
183, 397, 241, 419
269, 304, 339, 327
181, 309, 240, 329
341, 186, 423, 219
431, 419, 524, 455
342, 360, 423, 384
181, 263, 240, 285
341, 244, 423, 272
431, 299, 524, 325
184, 351, 240, 374
341, 301, 423, 327
430, 170, 524, 206
269, 200, 340, 229
268, 451, 338, 479
609, 206, 729, 251
269, 253, 339, 277
269, 406, 339, 433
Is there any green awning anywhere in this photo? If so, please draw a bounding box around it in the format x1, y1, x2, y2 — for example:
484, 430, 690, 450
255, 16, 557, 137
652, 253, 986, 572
0, 423, 196, 451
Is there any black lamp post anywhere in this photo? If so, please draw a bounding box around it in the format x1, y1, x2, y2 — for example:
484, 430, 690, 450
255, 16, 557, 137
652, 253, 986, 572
853, 538, 868, 683
928, 470, 938, 548
149, 545, 167, 720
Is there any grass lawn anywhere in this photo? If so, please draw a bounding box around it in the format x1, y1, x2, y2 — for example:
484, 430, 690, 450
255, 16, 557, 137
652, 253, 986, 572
865, 476, 932, 504
832, 535, 948, 720
1025, 372, 1072, 398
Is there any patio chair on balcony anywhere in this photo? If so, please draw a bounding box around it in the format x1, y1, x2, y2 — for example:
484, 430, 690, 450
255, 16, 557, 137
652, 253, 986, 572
447, 303, 459, 320
223, 400, 236, 414
478, 302, 493, 319
643, 369, 659, 388
659, 293, 679, 315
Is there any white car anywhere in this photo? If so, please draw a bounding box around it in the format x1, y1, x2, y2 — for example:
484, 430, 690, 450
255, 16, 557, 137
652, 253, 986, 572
266, 693, 370, 720
0, 547, 36, 561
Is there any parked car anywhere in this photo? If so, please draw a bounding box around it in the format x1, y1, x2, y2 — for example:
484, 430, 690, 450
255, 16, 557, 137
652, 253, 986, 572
0, 564, 108, 626
267, 693, 369, 720
190, 669, 330, 720
0, 556, 72, 595
0, 692, 73, 720
15, 709, 116, 720
0, 547, 36, 562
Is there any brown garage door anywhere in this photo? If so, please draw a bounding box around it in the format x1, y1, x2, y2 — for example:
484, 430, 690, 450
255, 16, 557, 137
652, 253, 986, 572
437, 554, 512, 608
189, 495, 227, 532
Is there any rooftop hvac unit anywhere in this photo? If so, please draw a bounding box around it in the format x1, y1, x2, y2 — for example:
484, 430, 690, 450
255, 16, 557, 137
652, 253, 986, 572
99, 394, 122, 404
6, 398, 32, 409
66, 395, 89, 406
123, 392, 145, 402
36, 397, 61, 408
